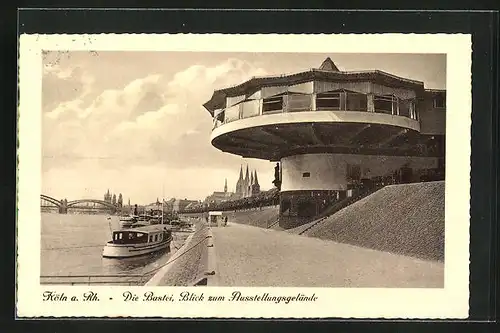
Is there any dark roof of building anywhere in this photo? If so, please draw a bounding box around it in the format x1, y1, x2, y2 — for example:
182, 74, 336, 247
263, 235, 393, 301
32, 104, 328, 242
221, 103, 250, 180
319, 57, 339, 71
203, 58, 426, 114
424, 88, 446, 94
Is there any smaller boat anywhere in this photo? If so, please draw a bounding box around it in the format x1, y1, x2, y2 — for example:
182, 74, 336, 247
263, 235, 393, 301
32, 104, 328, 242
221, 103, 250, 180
137, 214, 153, 222
103, 225, 173, 258
130, 221, 150, 228
149, 215, 162, 225
119, 215, 138, 228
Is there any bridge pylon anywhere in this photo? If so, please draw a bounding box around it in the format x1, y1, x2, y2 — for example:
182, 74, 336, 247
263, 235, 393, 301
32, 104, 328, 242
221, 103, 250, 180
59, 199, 68, 214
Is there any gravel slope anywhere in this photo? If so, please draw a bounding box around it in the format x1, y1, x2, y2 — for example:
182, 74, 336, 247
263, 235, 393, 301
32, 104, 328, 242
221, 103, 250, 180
302, 181, 445, 262
211, 223, 443, 288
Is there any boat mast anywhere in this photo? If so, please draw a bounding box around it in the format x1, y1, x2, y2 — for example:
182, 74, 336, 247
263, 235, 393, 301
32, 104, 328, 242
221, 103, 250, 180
161, 184, 164, 225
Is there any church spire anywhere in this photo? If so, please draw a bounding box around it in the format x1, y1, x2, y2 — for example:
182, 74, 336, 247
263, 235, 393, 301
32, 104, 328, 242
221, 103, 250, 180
250, 171, 254, 185
254, 170, 259, 186
238, 165, 243, 180
245, 165, 249, 183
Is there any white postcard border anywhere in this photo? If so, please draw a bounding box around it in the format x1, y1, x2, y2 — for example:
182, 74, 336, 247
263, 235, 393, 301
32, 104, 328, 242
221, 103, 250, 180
17, 33, 471, 318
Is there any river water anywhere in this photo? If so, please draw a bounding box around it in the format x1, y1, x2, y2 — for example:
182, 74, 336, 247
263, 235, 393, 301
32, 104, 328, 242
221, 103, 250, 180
40, 212, 190, 285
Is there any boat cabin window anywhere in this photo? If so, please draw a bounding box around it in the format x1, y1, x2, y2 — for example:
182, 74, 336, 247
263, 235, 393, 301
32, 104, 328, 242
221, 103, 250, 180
112, 231, 148, 244
113, 233, 124, 241
149, 235, 153, 242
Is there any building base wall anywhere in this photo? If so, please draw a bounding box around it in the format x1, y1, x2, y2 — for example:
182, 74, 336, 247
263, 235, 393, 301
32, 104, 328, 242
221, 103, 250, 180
280, 153, 439, 192
279, 190, 345, 229
278, 153, 442, 229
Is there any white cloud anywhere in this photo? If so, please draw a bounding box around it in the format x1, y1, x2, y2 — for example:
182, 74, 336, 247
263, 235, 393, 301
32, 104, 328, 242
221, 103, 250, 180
42, 57, 272, 202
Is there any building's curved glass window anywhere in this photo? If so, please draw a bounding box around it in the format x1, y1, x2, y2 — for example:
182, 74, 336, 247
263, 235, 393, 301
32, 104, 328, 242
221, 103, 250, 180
317, 90, 368, 111
262, 96, 283, 114
374, 95, 398, 115
212, 118, 223, 129
224, 104, 240, 123
240, 99, 260, 118
402, 99, 418, 120
346, 92, 368, 111
286, 93, 312, 112
212, 109, 225, 129
411, 107, 418, 120
433, 94, 446, 108
316, 92, 341, 110
398, 99, 414, 118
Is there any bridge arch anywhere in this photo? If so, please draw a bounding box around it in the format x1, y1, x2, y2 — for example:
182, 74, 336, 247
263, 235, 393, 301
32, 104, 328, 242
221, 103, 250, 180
40, 194, 62, 207
67, 199, 117, 209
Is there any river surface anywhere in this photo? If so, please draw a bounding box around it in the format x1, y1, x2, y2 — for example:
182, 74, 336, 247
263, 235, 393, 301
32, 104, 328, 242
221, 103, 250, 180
41, 212, 190, 285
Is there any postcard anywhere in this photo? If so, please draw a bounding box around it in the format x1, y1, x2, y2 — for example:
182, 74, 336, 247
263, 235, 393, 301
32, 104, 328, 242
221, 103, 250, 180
17, 33, 471, 318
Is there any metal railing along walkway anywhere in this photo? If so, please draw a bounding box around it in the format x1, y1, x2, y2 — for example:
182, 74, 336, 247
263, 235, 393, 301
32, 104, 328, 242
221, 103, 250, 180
298, 185, 385, 235
40, 274, 147, 286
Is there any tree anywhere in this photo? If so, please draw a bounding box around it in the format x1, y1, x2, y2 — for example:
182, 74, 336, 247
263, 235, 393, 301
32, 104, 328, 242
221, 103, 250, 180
112, 194, 117, 206
118, 193, 123, 207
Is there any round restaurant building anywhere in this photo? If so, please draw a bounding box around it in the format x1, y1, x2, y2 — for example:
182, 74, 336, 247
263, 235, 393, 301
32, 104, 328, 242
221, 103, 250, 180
203, 58, 446, 229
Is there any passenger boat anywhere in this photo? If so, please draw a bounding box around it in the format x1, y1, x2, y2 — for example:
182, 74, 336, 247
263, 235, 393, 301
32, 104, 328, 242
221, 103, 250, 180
102, 225, 173, 258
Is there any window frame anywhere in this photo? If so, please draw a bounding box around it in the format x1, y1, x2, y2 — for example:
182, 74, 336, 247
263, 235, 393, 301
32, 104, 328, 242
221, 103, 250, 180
262, 96, 284, 114
345, 91, 368, 111
373, 95, 398, 115
316, 91, 343, 111
285, 93, 312, 112
433, 95, 446, 108
399, 98, 417, 119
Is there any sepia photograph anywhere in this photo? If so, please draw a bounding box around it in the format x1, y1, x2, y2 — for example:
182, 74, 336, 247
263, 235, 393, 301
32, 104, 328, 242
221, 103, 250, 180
40, 51, 446, 288
17, 33, 471, 318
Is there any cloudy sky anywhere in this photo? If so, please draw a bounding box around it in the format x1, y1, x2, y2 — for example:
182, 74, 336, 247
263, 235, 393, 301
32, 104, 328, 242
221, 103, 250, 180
42, 51, 445, 204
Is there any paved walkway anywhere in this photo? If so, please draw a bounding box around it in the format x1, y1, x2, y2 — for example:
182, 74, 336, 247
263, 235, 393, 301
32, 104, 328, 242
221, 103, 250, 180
211, 223, 444, 288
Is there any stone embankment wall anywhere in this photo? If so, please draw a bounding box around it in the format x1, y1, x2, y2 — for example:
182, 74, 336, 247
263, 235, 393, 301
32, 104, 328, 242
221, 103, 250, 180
146, 221, 214, 286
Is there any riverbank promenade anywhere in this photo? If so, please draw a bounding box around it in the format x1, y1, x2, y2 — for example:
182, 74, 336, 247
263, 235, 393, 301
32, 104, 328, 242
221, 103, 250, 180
210, 223, 444, 288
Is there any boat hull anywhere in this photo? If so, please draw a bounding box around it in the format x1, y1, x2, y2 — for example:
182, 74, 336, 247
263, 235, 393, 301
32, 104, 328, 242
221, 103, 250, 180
102, 238, 172, 259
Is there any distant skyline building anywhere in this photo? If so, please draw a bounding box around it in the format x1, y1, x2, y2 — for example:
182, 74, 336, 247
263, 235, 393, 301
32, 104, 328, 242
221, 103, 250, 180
235, 165, 261, 199
205, 165, 261, 205
103, 189, 123, 207
172, 198, 199, 212
103, 189, 112, 203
